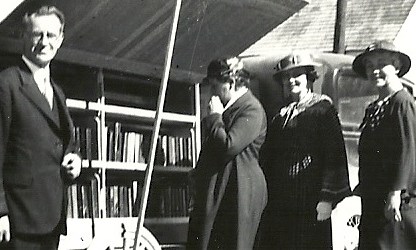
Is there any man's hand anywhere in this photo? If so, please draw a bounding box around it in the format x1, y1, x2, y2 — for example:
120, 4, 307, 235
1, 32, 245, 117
0, 215, 10, 242
316, 201, 332, 221
385, 190, 402, 222
209, 96, 224, 115
62, 153, 82, 180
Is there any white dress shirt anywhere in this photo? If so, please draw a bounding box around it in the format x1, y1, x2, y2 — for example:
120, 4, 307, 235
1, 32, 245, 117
22, 55, 53, 109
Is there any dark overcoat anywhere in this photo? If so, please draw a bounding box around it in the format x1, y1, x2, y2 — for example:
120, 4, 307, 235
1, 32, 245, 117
0, 61, 77, 235
187, 90, 268, 250
358, 89, 416, 250
260, 95, 351, 249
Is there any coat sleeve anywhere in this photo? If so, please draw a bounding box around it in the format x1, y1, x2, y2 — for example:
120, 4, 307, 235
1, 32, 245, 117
0, 76, 12, 216
204, 102, 265, 163
259, 115, 281, 171
53, 83, 80, 157
64, 114, 79, 156
388, 98, 416, 193
319, 103, 352, 205
57, 86, 82, 184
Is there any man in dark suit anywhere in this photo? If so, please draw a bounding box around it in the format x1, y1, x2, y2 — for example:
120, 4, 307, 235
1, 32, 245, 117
0, 5, 81, 249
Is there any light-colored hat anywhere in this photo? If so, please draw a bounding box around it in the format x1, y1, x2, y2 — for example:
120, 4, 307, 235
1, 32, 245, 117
352, 40, 411, 78
274, 52, 320, 77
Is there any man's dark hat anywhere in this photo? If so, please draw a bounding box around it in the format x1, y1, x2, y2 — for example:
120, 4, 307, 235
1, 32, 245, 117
273, 52, 320, 78
352, 40, 411, 78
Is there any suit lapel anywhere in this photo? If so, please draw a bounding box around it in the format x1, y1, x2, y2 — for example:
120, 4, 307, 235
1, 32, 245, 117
17, 63, 61, 129
53, 80, 72, 132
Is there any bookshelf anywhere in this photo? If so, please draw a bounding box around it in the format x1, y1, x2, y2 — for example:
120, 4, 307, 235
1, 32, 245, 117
62, 66, 200, 247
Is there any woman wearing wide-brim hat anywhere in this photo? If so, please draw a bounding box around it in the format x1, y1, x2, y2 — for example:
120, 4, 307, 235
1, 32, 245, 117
354, 40, 416, 250
259, 52, 351, 249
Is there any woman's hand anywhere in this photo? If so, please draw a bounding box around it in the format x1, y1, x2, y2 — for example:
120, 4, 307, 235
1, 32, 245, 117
209, 96, 224, 115
0, 215, 10, 243
384, 190, 402, 222
316, 201, 332, 221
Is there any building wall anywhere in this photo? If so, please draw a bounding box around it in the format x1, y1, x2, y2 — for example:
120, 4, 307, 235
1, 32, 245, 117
395, 3, 416, 83
241, 0, 416, 69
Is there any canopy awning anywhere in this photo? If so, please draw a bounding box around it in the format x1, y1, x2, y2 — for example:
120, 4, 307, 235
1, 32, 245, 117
0, 0, 308, 83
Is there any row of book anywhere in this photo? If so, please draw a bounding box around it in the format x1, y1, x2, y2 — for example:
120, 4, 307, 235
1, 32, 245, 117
106, 181, 138, 218
146, 184, 191, 218
73, 122, 195, 167
106, 122, 194, 167
67, 180, 99, 219
74, 125, 98, 161
67, 179, 137, 219
66, 180, 191, 219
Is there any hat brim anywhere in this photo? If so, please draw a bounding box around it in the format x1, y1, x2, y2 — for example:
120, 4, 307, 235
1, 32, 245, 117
201, 76, 230, 86
352, 49, 411, 78
273, 64, 319, 79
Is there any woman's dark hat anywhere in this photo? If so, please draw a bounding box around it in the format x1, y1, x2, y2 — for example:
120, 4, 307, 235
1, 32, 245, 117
206, 59, 230, 78
202, 59, 228, 85
352, 40, 411, 78
203, 57, 247, 85
274, 52, 320, 78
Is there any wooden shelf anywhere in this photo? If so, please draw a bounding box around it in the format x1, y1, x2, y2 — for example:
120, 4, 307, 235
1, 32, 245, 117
66, 99, 99, 115
82, 159, 147, 171
82, 160, 192, 174
145, 216, 189, 225
66, 99, 90, 109
154, 165, 192, 174
66, 98, 196, 124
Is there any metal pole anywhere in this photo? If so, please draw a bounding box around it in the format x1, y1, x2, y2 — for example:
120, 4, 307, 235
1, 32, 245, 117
194, 83, 201, 166
333, 0, 347, 54
133, 0, 183, 248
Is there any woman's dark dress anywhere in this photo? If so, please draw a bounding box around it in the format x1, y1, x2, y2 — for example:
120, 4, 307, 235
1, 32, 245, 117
358, 89, 416, 250
260, 94, 351, 249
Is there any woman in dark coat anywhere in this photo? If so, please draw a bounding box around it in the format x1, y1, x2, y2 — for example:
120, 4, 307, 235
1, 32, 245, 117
260, 52, 351, 249
353, 40, 416, 250
187, 57, 268, 250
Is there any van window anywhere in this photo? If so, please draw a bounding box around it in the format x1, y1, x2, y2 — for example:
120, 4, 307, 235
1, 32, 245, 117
336, 71, 377, 131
